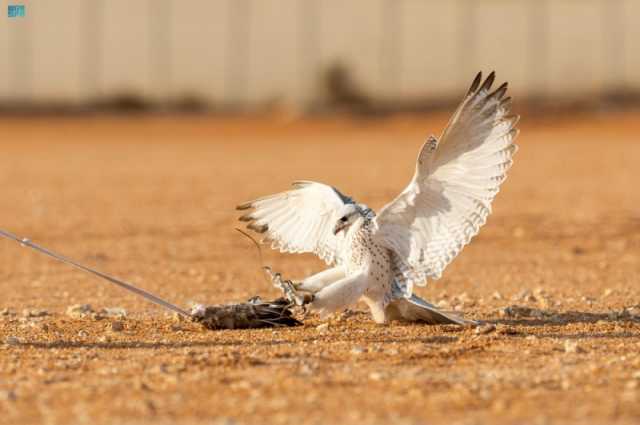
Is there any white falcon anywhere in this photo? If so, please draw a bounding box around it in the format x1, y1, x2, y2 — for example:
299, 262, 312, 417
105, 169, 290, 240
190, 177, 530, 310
238, 72, 519, 325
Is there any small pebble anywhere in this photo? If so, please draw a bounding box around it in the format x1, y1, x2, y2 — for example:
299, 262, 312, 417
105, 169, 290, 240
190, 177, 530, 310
22, 308, 49, 318
66, 304, 94, 318
497, 325, 518, 335
538, 297, 552, 309
350, 346, 366, 355
475, 323, 496, 335
170, 311, 187, 322
0, 390, 17, 401
564, 340, 583, 354
513, 289, 537, 303
572, 246, 585, 255
5, 336, 20, 345
619, 308, 632, 319
436, 300, 450, 309
316, 323, 329, 333
110, 321, 125, 332
627, 306, 640, 317
298, 363, 314, 376
101, 307, 127, 318
338, 309, 358, 321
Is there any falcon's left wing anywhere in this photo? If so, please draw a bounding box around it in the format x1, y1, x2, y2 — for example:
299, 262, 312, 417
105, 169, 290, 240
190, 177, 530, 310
373, 72, 519, 296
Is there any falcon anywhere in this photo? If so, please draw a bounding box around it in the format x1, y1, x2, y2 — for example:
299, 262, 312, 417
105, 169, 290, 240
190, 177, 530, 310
238, 72, 519, 325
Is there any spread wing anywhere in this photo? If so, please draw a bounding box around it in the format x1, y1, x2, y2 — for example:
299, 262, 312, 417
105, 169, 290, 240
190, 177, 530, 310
237, 181, 359, 265
373, 71, 519, 295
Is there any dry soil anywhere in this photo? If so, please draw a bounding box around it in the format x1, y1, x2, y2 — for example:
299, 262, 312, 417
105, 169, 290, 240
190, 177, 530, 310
0, 112, 639, 425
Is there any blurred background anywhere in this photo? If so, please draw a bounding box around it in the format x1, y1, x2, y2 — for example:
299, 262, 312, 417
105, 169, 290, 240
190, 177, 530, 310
1, 0, 640, 114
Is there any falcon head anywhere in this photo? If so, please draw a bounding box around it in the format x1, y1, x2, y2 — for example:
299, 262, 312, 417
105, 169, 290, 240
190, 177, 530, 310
333, 204, 361, 235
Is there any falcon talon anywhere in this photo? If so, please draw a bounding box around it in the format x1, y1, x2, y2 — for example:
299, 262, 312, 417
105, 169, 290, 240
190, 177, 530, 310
262, 266, 280, 287
281, 280, 305, 307
264, 267, 306, 306
247, 296, 263, 305
300, 299, 315, 319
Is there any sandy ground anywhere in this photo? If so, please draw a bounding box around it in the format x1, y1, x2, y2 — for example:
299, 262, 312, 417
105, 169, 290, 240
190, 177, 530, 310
0, 112, 639, 425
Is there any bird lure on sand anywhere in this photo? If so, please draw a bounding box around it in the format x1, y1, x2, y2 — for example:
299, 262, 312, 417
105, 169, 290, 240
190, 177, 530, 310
0, 228, 301, 330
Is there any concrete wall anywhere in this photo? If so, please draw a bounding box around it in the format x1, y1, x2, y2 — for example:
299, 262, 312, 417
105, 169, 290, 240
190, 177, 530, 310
0, 0, 638, 107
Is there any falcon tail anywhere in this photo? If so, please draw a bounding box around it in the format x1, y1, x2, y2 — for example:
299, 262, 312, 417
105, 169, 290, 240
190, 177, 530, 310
388, 294, 476, 326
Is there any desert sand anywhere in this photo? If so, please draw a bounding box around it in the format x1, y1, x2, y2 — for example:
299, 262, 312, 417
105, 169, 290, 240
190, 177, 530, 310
0, 112, 639, 424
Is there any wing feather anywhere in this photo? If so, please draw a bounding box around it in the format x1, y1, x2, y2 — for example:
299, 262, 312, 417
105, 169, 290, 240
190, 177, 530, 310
374, 71, 519, 296
238, 181, 362, 265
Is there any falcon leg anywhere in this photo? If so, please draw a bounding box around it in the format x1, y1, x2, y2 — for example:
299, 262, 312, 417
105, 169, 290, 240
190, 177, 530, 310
309, 272, 368, 320
361, 296, 389, 324
295, 266, 346, 293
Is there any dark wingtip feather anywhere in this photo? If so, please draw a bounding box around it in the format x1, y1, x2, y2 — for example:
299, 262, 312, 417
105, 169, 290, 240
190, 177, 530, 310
489, 81, 508, 100
480, 71, 496, 92
247, 222, 268, 233
238, 213, 254, 222
236, 202, 253, 211
467, 71, 482, 95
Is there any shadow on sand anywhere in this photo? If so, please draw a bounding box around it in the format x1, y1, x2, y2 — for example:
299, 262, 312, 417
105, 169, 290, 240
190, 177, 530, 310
8, 306, 640, 350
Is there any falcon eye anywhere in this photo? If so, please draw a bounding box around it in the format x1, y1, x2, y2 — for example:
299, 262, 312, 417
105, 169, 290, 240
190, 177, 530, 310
340, 216, 348, 222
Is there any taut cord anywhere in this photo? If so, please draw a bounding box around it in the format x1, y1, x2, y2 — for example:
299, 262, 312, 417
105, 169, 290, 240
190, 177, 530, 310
0, 229, 191, 318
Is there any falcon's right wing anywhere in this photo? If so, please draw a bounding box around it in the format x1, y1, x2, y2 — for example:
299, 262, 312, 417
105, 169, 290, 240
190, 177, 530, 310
373, 72, 519, 296
237, 181, 359, 265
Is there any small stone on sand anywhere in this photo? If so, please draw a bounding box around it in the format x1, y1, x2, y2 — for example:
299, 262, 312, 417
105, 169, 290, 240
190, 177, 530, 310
475, 323, 496, 335
66, 304, 94, 319
350, 346, 366, 355
316, 323, 329, 333
564, 340, 583, 354
5, 336, 20, 345
101, 307, 127, 318
0, 390, 17, 401
110, 321, 125, 332
22, 308, 48, 318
